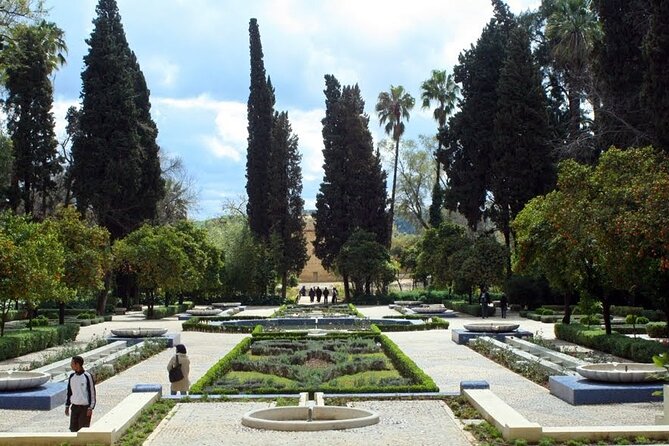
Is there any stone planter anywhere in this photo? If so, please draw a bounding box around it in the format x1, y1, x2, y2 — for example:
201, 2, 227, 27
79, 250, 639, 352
576, 363, 667, 383
0, 371, 51, 391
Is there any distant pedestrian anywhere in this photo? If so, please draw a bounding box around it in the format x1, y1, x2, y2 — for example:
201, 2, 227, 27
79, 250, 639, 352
167, 344, 190, 396
332, 287, 338, 304
500, 294, 508, 318
316, 286, 322, 303
309, 287, 315, 303
479, 287, 490, 319
65, 356, 96, 432
300, 285, 306, 297
323, 287, 329, 304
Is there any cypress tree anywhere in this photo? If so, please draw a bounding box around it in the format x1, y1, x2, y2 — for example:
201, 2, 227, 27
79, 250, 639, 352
442, 2, 513, 229
641, 0, 669, 152
3, 22, 64, 218
71, 0, 163, 240
267, 111, 308, 299
593, 0, 651, 150
491, 25, 554, 274
314, 75, 388, 298
246, 18, 274, 239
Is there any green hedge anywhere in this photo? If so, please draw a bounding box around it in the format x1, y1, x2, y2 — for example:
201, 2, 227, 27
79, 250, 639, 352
647, 323, 669, 338
0, 324, 80, 361
189, 336, 253, 394
444, 300, 496, 317
182, 317, 256, 333
554, 323, 668, 363
374, 319, 449, 332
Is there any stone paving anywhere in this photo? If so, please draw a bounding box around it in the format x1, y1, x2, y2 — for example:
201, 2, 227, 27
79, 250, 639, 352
0, 304, 664, 444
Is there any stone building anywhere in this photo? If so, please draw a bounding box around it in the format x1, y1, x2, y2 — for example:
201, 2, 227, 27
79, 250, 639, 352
298, 215, 339, 283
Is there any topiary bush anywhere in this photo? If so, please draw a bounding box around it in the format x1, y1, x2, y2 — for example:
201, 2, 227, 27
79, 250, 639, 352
647, 322, 669, 338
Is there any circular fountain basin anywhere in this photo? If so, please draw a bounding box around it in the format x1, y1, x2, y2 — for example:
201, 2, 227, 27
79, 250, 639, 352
186, 308, 222, 316
242, 406, 379, 431
463, 323, 519, 333
576, 363, 668, 383
0, 371, 51, 391
110, 327, 168, 338
211, 302, 241, 308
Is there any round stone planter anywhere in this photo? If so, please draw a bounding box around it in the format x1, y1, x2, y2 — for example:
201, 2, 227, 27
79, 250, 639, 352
110, 327, 168, 338
0, 371, 51, 391
576, 363, 668, 383
463, 323, 519, 333
211, 302, 242, 308
242, 406, 379, 431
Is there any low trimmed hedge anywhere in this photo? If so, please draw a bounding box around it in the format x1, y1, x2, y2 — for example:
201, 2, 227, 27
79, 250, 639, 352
182, 317, 256, 333
444, 300, 496, 317
374, 319, 449, 332
0, 324, 80, 361
555, 323, 668, 363
647, 322, 669, 338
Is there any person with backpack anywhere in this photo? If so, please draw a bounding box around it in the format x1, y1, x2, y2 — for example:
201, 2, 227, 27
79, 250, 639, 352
167, 344, 190, 395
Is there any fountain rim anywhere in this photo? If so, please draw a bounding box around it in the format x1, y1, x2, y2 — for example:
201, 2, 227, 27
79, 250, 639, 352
241, 405, 380, 431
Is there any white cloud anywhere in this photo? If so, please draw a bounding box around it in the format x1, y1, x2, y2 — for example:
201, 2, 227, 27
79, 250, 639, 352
285, 108, 325, 182
144, 56, 180, 88
52, 98, 80, 142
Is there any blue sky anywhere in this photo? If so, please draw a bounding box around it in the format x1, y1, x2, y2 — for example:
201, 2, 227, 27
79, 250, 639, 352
45, 0, 540, 220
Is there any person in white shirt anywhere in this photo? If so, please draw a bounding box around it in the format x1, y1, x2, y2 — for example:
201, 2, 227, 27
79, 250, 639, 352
65, 356, 96, 432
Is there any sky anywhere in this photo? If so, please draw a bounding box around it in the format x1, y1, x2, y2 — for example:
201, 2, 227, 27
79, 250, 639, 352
44, 0, 540, 221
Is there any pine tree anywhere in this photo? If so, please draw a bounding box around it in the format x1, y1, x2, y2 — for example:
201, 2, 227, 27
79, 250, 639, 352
492, 25, 554, 274
246, 18, 274, 240
641, 0, 669, 152
3, 22, 65, 218
267, 111, 308, 299
71, 0, 163, 240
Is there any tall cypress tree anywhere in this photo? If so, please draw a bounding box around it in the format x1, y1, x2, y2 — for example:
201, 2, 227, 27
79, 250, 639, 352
314, 75, 388, 298
593, 0, 651, 150
641, 0, 669, 152
442, 1, 513, 229
3, 22, 65, 218
267, 111, 308, 299
246, 18, 274, 239
71, 0, 163, 240
491, 25, 554, 274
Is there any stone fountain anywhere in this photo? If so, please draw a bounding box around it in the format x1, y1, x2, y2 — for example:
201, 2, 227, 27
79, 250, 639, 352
550, 362, 668, 405
108, 327, 179, 347
242, 392, 379, 431
0, 371, 67, 410
452, 322, 532, 344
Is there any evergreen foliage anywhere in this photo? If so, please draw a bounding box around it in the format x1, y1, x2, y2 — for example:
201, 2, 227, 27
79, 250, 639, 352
592, 0, 650, 151
246, 18, 274, 240
314, 75, 389, 285
641, 0, 669, 152
268, 111, 308, 299
441, 2, 513, 229
2, 21, 65, 218
70, 0, 164, 240
491, 24, 554, 273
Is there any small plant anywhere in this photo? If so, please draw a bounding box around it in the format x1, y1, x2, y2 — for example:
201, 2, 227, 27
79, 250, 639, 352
537, 438, 555, 446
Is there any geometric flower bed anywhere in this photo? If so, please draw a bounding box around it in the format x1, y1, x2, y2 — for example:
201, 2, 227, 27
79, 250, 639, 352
190, 332, 438, 395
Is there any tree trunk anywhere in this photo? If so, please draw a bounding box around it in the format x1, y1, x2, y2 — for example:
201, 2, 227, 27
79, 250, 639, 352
602, 292, 612, 335
96, 271, 112, 316
59, 301, 65, 325
281, 271, 288, 301
388, 137, 401, 247
343, 273, 350, 301
568, 84, 580, 137
562, 291, 573, 324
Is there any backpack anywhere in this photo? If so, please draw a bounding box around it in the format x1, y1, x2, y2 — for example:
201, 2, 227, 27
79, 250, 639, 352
169, 355, 184, 382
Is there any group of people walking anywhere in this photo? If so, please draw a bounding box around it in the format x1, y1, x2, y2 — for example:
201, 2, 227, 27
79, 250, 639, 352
479, 287, 508, 318
299, 285, 338, 304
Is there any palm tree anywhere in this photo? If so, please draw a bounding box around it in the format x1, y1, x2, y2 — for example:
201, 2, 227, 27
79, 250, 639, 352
420, 70, 459, 226
546, 0, 602, 136
376, 85, 415, 242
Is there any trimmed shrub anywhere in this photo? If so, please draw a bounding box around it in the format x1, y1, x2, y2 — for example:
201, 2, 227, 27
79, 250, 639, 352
27, 315, 50, 328
555, 323, 668, 362
0, 324, 79, 361
647, 323, 669, 338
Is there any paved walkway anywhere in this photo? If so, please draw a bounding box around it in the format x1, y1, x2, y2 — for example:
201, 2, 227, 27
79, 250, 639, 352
0, 305, 663, 444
